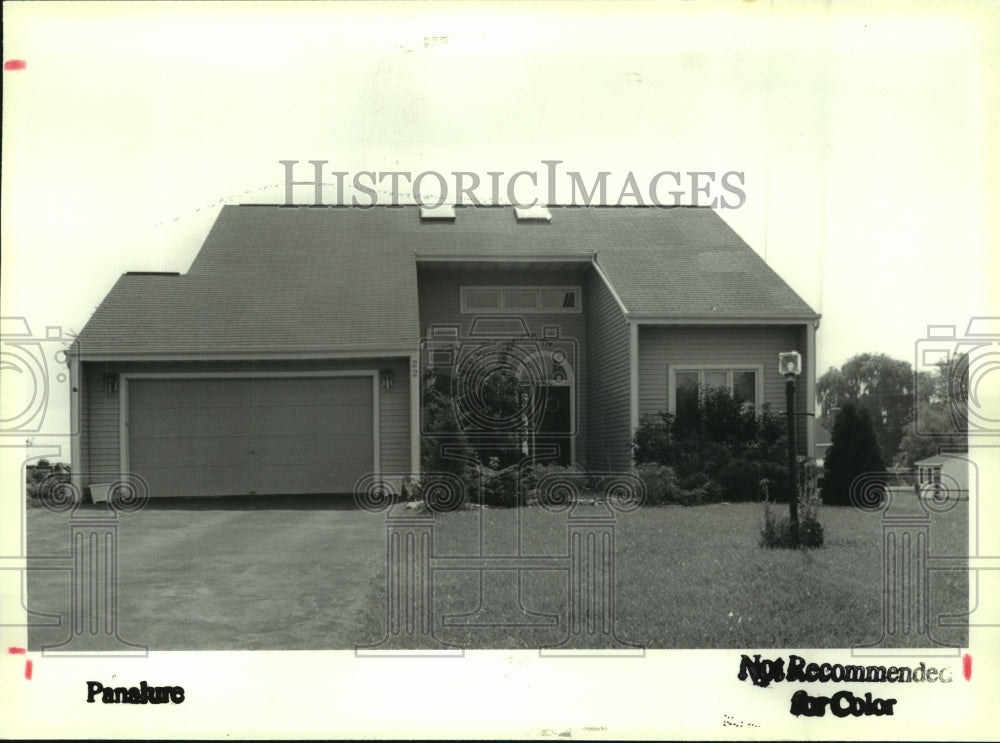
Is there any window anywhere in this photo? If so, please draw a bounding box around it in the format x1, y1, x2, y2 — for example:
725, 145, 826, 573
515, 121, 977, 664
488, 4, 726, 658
463, 289, 501, 311
460, 286, 581, 314
668, 365, 763, 428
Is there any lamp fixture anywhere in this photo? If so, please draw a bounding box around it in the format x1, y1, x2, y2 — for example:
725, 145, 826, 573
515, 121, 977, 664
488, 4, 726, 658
778, 351, 802, 377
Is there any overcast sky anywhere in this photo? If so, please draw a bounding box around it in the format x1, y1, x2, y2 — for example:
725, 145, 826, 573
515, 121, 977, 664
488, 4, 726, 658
2, 1, 998, 452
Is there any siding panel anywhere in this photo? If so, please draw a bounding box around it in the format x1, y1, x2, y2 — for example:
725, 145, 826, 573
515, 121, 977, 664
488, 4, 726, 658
585, 269, 632, 471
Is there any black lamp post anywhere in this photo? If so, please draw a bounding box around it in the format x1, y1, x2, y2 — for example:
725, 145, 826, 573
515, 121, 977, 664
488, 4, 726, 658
779, 351, 802, 537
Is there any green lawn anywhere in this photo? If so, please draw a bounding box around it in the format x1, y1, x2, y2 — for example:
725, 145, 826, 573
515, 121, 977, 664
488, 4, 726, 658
25, 491, 968, 650
355, 493, 969, 650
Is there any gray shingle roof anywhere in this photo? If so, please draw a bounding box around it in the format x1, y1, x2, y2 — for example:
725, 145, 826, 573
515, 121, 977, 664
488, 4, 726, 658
75, 205, 818, 358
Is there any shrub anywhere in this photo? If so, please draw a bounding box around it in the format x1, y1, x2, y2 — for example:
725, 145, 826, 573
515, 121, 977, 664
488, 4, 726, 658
631, 397, 790, 504
401, 476, 422, 502
421, 367, 476, 477
699, 386, 758, 444
716, 459, 760, 502
759, 504, 824, 549
634, 463, 682, 506
822, 401, 886, 506
679, 471, 709, 490
715, 459, 790, 503
526, 462, 593, 506
632, 412, 676, 465
26, 460, 73, 505
480, 464, 525, 508
675, 486, 706, 507
760, 458, 825, 549
702, 479, 726, 503
755, 404, 787, 453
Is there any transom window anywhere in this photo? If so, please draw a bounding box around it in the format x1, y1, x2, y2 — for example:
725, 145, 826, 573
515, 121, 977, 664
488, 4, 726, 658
460, 286, 581, 314
668, 365, 763, 427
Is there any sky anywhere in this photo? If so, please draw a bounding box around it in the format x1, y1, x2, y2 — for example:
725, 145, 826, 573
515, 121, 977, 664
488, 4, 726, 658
2, 2, 999, 739
2, 2, 998, 457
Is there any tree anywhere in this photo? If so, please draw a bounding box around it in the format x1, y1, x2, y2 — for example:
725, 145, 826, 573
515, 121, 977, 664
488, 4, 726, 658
822, 401, 886, 506
894, 353, 968, 468
817, 353, 915, 465
421, 367, 475, 476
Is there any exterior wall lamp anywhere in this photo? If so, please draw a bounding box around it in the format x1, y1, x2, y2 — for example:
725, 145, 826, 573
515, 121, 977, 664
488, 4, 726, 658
103, 372, 119, 395
380, 368, 394, 392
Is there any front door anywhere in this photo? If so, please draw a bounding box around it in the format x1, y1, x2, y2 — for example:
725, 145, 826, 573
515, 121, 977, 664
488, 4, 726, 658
530, 384, 572, 465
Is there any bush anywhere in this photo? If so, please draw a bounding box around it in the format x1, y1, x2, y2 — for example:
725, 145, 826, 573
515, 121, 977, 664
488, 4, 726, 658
420, 367, 477, 477
702, 479, 726, 503
631, 396, 790, 504
679, 471, 709, 490
632, 412, 675, 465
759, 504, 824, 549
526, 463, 594, 506
823, 401, 886, 506
26, 460, 73, 505
675, 486, 706, 507
634, 463, 682, 506
760, 459, 825, 548
480, 464, 525, 508
716, 459, 760, 502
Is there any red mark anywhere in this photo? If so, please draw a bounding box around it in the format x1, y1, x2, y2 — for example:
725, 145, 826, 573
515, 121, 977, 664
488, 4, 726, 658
4, 60, 27, 71
963, 653, 972, 681
7, 647, 31, 679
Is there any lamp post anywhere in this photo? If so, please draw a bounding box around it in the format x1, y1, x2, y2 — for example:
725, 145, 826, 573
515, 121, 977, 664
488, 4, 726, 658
779, 351, 802, 538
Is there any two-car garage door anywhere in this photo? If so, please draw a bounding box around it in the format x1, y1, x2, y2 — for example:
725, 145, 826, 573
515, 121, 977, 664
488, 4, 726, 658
127, 376, 374, 498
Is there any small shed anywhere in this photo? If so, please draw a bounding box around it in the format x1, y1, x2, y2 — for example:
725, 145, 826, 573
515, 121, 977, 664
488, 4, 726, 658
914, 453, 970, 494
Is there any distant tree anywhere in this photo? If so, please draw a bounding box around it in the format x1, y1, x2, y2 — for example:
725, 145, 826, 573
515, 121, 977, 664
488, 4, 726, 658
823, 401, 886, 506
895, 353, 968, 468
817, 353, 915, 465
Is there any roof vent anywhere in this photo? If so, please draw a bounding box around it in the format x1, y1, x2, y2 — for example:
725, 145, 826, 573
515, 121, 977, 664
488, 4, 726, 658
514, 205, 552, 222
420, 205, 456, 220
125, 271, 180, 276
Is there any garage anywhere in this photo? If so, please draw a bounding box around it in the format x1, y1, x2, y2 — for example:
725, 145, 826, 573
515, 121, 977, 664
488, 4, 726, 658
125, 374, 376, 498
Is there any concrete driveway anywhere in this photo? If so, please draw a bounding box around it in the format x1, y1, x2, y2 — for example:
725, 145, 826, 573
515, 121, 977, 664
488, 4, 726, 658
25, 496, 389, 650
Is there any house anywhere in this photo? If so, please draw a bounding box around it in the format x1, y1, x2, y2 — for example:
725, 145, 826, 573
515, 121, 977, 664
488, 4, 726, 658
914, 453, 970, 495
814, 420, 833, 461
69, 204, 820, 499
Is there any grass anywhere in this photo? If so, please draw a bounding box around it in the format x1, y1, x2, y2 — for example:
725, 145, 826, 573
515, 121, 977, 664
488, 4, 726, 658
25, 490, 968, 650
355, 491, 969, 649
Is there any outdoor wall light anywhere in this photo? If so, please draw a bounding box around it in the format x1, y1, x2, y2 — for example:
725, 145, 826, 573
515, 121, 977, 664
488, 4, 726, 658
103, 372, 119, 395
381, 368, 394, 391
779, 351, 802, 377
